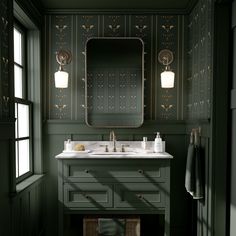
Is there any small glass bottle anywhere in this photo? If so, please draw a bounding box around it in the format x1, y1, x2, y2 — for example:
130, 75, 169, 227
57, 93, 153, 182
141, 137, 147, 150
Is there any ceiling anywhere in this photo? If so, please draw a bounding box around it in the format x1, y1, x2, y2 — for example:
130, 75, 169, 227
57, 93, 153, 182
39, 0, 197, 10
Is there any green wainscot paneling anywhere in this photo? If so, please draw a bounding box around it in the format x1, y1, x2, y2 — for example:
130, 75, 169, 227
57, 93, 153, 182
11, 176, 45, 236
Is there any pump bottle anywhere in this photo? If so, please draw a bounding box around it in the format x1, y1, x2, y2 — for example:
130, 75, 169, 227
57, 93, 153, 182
154, 132, 162, 153
65, 139, 72, 151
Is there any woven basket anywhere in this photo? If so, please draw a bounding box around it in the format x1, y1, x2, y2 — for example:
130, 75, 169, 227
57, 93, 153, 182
83, 217, 140, 236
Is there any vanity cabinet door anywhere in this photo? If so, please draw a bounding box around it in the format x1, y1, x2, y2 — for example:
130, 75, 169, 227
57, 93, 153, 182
64, 183, 113, 209
114, 182, 166, 209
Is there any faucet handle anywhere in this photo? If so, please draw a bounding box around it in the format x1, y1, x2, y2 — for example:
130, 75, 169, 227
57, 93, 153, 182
121, 144, 129, 152
100, 144, 109, 152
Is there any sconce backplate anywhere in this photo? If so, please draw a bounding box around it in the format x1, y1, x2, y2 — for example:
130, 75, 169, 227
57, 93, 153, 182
158, 49, 174, 65
56, 49, 72, 66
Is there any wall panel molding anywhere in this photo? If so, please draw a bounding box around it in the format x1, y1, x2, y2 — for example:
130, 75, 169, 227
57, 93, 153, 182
212, 2, 231, 236
11, 176, 45, 236
43, 120, 187, 135
44, 9, 193, 15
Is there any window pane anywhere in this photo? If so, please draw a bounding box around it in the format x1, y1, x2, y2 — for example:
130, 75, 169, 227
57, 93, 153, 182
18, 104, 29, 138
15, 142, 19, 178
14, 28, 22, 65
15, 103, 18, 138
18, 139, 30, 176
14, 65, 23, 98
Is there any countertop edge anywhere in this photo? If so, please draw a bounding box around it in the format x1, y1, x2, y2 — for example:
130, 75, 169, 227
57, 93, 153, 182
55, 152, 173, 159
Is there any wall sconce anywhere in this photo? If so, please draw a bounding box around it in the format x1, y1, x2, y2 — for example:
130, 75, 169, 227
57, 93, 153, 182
54, 49, 72, 88
158, 49, 175, 88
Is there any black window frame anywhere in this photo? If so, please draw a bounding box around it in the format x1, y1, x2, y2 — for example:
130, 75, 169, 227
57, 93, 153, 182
14, 20, 33, 183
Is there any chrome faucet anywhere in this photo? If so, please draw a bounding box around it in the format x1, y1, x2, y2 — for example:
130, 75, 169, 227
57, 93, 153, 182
109, 130, 117, 152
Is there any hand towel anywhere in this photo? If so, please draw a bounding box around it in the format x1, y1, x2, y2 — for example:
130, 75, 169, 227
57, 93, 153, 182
193, 145, 204, 199
98, 218, 125, 236
185, 144, 204, 199
185, 143, 195, 195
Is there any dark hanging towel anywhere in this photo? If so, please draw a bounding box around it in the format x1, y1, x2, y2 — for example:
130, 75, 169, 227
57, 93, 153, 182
193, 145, 204, 199
185, 143, 196, 195
98, 218, 126, 236
185, 140, 204, 199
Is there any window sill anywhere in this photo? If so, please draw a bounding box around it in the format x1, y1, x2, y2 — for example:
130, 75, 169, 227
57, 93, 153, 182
16, 174, 44, 194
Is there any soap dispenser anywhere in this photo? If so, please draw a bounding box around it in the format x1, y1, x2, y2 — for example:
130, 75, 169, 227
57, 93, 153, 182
154, 132, 162, 153
65, 139, 72, 151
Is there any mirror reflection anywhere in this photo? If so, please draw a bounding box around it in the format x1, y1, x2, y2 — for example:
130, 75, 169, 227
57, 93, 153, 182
85, 38, 144, 128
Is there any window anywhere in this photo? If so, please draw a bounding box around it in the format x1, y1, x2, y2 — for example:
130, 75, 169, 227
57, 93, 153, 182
14, 23, 33, 181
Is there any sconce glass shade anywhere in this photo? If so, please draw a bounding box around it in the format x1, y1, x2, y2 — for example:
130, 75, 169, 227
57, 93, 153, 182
158, 49, 175, 88
54, 49, 72, 88
54, 70, 69, 88
160, 70, 175, 88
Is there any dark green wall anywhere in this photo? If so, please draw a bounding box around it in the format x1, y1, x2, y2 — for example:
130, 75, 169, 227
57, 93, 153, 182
44, 14, 186, 121
0, 0, 14, 235
42, 11, 193, 236
187, 0, 212, 120
187, 1, 231, 236
0, 0, 231, 235
211, 1, 230, 236
41, 3, 215, 236
0, 139, 11, 236
230, 0, 236, 235
11, 178, 45, 236
0, 0, 45, 236
0, 0, 13, 120
186, 0, 213, 235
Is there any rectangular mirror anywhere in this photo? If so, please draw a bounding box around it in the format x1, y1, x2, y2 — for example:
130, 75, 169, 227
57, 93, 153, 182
85, 37, 144, 128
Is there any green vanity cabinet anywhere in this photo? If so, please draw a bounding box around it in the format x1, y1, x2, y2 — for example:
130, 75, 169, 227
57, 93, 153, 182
57, 157, 171, 236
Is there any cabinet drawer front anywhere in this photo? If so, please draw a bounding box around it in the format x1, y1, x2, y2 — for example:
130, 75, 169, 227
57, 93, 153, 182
64, 160, 166, 182
64, 183, 113, 208
114, 183, 165, 209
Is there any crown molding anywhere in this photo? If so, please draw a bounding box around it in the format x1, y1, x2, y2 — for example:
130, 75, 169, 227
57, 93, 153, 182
43, 8, 191, 15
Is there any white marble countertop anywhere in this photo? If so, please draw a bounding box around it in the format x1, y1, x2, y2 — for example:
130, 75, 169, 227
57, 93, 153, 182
55, 141, 173, 159
55, 152, 173, 159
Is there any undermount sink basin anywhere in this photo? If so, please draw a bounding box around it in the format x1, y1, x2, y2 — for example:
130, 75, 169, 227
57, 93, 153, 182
91, 151, 136, 155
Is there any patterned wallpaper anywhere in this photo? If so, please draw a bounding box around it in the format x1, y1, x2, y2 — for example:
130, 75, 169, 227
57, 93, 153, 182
0, 0, 10, 120
44, 13, 186, 121
187, 0, 213, 120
